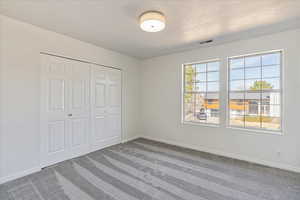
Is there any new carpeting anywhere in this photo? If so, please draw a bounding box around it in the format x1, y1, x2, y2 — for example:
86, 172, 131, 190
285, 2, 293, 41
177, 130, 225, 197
1, 138, 300, 200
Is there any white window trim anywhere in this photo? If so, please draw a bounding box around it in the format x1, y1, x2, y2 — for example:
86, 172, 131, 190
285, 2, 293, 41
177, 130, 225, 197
181, 58, 221, 126
226, 49, 284, 135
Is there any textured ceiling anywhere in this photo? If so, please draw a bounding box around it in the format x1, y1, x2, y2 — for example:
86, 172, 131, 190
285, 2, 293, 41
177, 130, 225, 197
1, 0, 300, 59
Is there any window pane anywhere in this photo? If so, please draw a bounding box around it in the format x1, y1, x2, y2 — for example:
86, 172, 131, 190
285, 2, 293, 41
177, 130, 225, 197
207, 62, 219, 71
185, 73, 195, 83
262, 65, 280, 78
230, 115, 244, 127
261, 104, 270, 116
245, 92, 260, 115
185, 81, 194, 92
205, 93, 219, 124
185, 67, 195, 91
245, 92, 260, 103
230, 80, 244, 91
196, 64, 206, 73
194, 108, 207, 123
207, 82, 219, 92
245, 56, 261, 67
194, 93, 206, 123
261, 104, 280, 117
206, 103, 219, 110
184, 103, 194, 121
246, 103, 260, 115
262, 117, 280, 131
184, 93, 193, 103
195, 82, 206, 92
195, 93, 206, 108
206, 93, 219, 101
245, 115, 261, 128
229, 92, 244, 115
185, 64, 195, 71
230, 58, 244, 69
207, 72, 219, 81
205, 93, 219, 111
206, 92, 219, 98
184, 93, 195, 122
262, 92, 280, 105
245, 67, 261, 79
230, 68, 244, 80
207, 112, 219, 124
262, 78, 280, 90
245, 79, 261, 91
262, 53, 280, 66
196, 73, 206, 82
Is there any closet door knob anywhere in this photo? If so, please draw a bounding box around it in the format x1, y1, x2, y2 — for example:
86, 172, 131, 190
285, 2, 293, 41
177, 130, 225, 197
68, 114, 73, 117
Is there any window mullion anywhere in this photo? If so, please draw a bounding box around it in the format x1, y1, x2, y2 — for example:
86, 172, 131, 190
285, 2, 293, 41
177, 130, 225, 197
260, 55, 263, 128
243, 57, 246, 128
205, 64, 208, 124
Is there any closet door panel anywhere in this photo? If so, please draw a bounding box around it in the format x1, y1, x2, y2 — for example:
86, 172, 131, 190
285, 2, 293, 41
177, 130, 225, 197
48, 120, 66, 154
41, 55, 70, 167
94, 116, 107, 140
95, 80, 106, 114
68, 61, 90, 158
91, 66, 122, 151
106, 69, 122, 138
91, 67, 107, 151
41, 55, 91, 167
70, 118, 88, 146
107, 115, 121, 138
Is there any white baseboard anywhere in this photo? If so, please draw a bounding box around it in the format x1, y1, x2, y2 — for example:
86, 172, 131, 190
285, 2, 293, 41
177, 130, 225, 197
122, 135, 140, 143
0, 167, 41, 185
0, 135, 138, 185
141, 135, 300, 173
1, 135, 298, 185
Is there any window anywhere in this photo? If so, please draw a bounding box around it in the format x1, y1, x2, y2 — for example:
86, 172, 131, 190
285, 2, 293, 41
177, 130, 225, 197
228, 51, 282, 132
183, 60, 220, 125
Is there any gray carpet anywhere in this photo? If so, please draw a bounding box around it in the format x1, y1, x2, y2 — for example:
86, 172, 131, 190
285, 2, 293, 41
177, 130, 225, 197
1, 138, 300, 200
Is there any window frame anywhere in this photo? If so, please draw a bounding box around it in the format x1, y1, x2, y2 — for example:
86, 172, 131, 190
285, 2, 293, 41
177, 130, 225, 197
226, 50, 284, 135
181, 58, 221, 127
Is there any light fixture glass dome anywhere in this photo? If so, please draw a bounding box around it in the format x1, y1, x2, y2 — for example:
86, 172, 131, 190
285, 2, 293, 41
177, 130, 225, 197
139, 11, 166, 32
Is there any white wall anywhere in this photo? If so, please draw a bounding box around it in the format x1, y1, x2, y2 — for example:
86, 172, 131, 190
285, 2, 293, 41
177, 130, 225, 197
141, 28, 300, 172
0, 15, 141, 181
1, 14, 300, 185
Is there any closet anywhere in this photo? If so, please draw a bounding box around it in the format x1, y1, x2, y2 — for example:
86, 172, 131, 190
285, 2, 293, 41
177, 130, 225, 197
40, 54, 122, 167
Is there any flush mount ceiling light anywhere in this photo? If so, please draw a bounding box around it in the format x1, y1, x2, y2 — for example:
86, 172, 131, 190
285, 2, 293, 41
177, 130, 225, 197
139, 11, 166, 32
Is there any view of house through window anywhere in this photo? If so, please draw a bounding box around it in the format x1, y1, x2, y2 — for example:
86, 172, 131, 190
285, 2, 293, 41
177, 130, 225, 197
183, 60, 220, 125
228, 51, 282, 131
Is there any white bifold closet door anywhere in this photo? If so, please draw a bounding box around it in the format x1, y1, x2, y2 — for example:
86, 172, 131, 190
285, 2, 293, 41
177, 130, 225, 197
40, 55, 91, 167
90, 65, 122, 152
40, 54, 121, 168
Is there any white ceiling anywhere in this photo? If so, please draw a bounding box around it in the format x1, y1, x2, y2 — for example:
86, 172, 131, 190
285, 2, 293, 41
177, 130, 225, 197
1, 0, 300, 59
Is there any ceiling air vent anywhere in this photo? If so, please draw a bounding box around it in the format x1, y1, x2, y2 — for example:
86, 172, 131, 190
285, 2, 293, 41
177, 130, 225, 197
199, 39, 213, 45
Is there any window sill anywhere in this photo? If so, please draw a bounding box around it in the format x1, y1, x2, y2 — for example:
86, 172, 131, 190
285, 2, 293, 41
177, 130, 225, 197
182, 121, 220, 128
226, 126, 283, 136
181, 121, 283, 135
